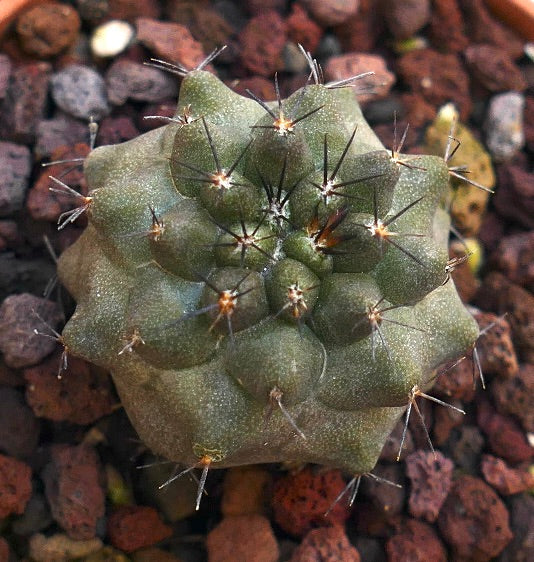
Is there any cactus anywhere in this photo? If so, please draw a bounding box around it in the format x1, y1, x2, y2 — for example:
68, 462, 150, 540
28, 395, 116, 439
56, 50, 479, 494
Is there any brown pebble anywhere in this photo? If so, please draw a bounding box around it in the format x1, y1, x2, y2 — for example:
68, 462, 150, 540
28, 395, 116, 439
42, 444, 105, 540
325, 53, 394, 103
206, 515, 279, 562
382, 0, 431, 40
221, 466, 272, 517
405, 450, 453, 522
240, 11, 287, 76
464, 44, 527, 93
107, 506, 172, 553
300, 0, 359, 27
16, 2, 81, 58
0, 453, 32, 518
386, 518, 447, 562
438, 475, 513, 560
108, 0, 160, 21
362, 463, 404, 517
291, 525, 361, 561
0, 293, 63, 369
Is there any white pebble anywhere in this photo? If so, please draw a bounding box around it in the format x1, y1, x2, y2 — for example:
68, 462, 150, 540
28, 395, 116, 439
90, 20, 135, 58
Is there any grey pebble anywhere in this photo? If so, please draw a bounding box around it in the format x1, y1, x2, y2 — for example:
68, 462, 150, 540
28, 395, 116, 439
485, 91, 525, 162
0, 142, 31, 217
35, 112, 89, 160
0, 54, 12, 99
105, 59, 178, 106
0, 293, 63, 369
51, 64, 110, 120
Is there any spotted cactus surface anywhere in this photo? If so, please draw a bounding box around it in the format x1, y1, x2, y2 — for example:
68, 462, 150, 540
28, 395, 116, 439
57, 67, 479, 475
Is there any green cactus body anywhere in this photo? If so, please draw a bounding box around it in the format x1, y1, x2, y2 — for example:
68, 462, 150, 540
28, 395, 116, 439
57, 68, 479, 475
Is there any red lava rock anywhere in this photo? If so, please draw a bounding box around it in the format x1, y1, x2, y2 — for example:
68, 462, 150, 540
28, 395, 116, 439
24, 351, 115, 425
272, 467, 350, 537
500, 493, 534, 562
136, 18, 206, 69
0, 293, 63, 369
474, 311, 518, 379
229, 76, 275, 101
206, 514, 279, 562
16, 2, 81, 58
405, 450, 453, 522
397, 49, 471, 120
525, 96, 534, 152
428, 0, 469, 52
0, 387, 39, 459
438, 475, 513, 560
474, 272, 534, 363
106, 59, 178, 106
43, 444, 105, 540
373, 119, 418, 155
333, 0, 383, 52
464, 44, 527, 93
108, 0, 160, 21
180, 7, 237, 61
489, 231, 534, 293
494, 165, 534, 230
481, 454, 534, 495
0, 537, 9, 561
449, 425, 485, 473
432, 398, 464, 445
286, 3, 323, 53
300, 0, 359, 27
97, 115, 139, 146
0, 141, 31, 217
386, 518, 447, 562
361, 463, 404, 517
492, 363, 534, 433
325, 53, 394, 104
448, 245, 479, 303
477, 397, 533, 464
382, 0, 431, 40
399, 92, 437, 129
139, 100, 177, 132
459, 0, 524, 60
291, 525, 361, 561
107, 505, 172, 553
27, 143, 90, 223
0, 453, 32, 518
0, 220, 22, 251
380, 417, 415, 462
0, 62, 51, 143
407, 395, 434, 452
240, 11, 287, 77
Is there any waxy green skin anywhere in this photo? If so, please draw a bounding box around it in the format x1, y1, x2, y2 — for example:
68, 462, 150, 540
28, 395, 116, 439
58, 70, 479, 474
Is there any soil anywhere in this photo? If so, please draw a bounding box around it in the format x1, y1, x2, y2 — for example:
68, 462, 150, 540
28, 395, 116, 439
0, 1, 532, 561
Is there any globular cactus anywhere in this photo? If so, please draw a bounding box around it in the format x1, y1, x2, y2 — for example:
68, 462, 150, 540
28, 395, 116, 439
56, 49, 479, 494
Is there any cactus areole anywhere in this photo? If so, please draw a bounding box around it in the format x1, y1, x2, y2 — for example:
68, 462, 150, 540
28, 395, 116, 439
57, 62, 479, 476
